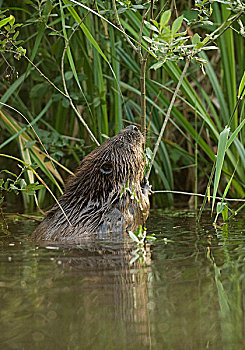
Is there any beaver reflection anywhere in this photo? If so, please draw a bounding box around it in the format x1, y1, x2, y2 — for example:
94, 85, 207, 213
34, 126, 150, 241
35, 237, 153, 349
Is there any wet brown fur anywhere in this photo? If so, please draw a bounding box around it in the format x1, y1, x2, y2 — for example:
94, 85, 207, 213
33, 126, 150, 241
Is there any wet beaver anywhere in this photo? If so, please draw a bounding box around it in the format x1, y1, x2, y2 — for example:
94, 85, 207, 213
34, 125, 150, 241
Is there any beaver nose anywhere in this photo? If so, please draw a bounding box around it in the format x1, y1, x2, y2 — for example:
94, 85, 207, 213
126, 125, 138, 131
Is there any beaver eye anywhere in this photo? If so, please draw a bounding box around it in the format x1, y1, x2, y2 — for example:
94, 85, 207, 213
100, 161, 113, 175
126, 125, 138, 131
119, 142, 124, 148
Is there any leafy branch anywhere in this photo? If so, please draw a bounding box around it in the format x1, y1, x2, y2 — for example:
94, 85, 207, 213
0, 166, 43, 206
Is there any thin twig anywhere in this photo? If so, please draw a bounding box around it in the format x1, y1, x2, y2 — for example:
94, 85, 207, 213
153, 189, 245, 202
111, 0, 138, 52
69, 0, 148, 50
23, 54, 68, 98
1, 53, 15, 76
146, 59, 190, 180
140, 59, 147, 142
155, 0, 170, 21
172, 0, 179, 18
5, 48, 68, 98
144, 0, 155, 62
112, 0, 152, 143
209, 11, 244, 43
138, 4, 151, 58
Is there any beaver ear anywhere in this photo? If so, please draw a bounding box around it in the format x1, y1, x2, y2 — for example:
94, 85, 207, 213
100, 161, 113, 175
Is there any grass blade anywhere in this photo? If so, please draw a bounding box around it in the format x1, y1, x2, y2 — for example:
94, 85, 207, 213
212, 126, 230, 213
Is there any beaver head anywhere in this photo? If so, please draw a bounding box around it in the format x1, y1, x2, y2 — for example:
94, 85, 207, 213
66, 125, 145, 201
34, 125, 150, 240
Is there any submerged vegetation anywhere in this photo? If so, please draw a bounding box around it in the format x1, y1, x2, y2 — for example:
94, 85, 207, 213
0, 0, 245, 222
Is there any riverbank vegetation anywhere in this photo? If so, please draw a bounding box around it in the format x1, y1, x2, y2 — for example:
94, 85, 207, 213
0, 0, 244, 221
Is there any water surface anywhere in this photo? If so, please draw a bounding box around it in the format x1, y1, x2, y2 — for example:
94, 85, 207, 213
1, 211, 245, 350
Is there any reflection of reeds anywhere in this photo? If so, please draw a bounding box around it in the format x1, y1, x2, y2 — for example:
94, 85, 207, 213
212, 241, 245, 349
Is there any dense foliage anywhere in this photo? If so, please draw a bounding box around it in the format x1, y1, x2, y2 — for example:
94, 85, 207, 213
0, 0, 244, 219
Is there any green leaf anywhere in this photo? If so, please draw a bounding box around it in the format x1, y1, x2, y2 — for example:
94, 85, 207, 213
1, 169, 17, 177
144, 21, 159, 32
160, 10, 171, 27
202, 35, 210, 45
0, 16, 11, 28
192, 33, 200, 45
13, 30, 19, 40
9, 15, 15, 26
150, 60, 164, 70
146, 235, 157, 241
212, 126, 230, 213
227, 119, 245, 149
202, 46, 218, 50
128, 230, 139, 243
151, 20, 159, 28
10, 184, 19, 190
216, 201, 226, 215
238, 71, 245, 99
199, 52, 229, 125
172, 15, 183, 35
145, 147, 153, 160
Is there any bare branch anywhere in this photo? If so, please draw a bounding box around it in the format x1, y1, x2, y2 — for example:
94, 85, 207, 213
23, 54, 69, 98
153, 190, 245, 202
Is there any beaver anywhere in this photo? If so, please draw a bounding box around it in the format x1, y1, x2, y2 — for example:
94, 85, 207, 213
33, 125, 150, 241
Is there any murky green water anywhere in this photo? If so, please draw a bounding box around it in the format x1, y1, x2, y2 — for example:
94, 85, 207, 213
1, 211, 245, 350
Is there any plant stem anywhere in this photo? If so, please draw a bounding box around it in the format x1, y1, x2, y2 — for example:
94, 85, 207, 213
112, 0, 154, 143
23, 54, 68, 98
140, 58, 147, 142
146, 59, 190, 180
152, 190, 245, 202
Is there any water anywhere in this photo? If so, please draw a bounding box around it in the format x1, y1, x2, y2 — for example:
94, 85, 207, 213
1, 211, 245, 350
